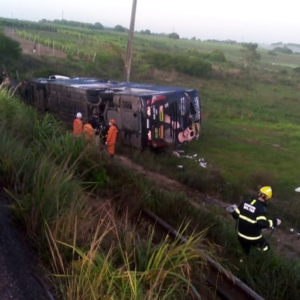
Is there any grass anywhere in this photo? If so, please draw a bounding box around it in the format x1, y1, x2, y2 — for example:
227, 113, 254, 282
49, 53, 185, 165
47, 210, 212, 300
2, 86, 300, 299
3, 22, 300, 298
0, 88, 220, 299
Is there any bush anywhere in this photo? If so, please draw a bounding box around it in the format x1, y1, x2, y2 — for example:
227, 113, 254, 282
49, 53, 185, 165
293, 66, 300, 73
273, 46, 293, 54
210, 49, 226, 62
144, 52, 212, 78
267, 50, 277, 56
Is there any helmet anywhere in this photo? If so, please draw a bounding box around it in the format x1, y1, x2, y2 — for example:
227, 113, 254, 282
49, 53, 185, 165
76, 112, 82, 119
259, 186, 272, 201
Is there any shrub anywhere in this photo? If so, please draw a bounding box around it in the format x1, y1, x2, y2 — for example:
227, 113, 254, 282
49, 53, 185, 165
273, 46, 293, 54
144, 52, 212, 78
267, 50, 277, 56
293, 66, 300, 73
210, 49, 226, 62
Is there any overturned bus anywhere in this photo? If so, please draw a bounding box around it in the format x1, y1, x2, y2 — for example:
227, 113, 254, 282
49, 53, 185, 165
22, 77, 201, 149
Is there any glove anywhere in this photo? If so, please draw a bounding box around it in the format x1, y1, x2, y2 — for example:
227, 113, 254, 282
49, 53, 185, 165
226, 204, 237, 213
276, 219, 281, 226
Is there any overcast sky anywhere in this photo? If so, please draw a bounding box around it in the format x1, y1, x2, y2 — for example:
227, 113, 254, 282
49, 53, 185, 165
0, 0, 299, 44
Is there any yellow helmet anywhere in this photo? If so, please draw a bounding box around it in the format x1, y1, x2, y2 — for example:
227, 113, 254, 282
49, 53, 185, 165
259, 186, 272, 201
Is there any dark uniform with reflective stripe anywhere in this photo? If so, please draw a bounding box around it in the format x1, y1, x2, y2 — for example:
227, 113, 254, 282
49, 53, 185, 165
232, 199, 277, 254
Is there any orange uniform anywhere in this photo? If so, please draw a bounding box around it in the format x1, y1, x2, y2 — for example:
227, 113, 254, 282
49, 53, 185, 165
73, 118, 83, 137
106, 119, 118, 156
83, 123, 94, 143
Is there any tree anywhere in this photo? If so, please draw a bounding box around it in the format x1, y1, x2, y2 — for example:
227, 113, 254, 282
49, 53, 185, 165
94, 22, 104, 30
114, 25, 125, 32
273, 46, 293, 54
168, 32, 180, 39
240, 42, 261, 70
143, 29, 151, 35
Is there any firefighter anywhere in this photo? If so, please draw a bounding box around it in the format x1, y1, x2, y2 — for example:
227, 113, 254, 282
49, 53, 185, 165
73, 112, 83, 137
106, 119, 118, 157
231, 186, 281, 255
89, 111, 101, 146
83, 120, 94, 147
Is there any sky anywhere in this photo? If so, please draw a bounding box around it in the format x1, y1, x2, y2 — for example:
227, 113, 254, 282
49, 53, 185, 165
1, 0, 300, 45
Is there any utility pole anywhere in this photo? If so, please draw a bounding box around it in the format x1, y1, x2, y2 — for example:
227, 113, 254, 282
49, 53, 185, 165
123, 0, 137, 82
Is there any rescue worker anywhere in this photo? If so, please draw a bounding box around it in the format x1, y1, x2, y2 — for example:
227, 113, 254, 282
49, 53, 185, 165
106, 119, 118, 157
83, 120, 94, 147
89, 111, 101, 146
73, 112, 83, 137
231, 186, 281, 255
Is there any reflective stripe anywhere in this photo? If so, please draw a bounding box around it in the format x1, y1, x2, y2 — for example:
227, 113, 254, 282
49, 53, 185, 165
239, 215, 257, 224
257, 216, 267, 221
238, 232, 262, 240
262, 245, 269, 251
250, 199, 256, 205
269, 220, 273, 227
235, 208, 240, 214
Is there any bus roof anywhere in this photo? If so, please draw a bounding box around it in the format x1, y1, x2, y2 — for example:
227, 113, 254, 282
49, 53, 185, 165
32, 77, 197, 94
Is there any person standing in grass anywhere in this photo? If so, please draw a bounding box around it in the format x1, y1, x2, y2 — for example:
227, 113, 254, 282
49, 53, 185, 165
89, 111, 101, 146
106, 119, 118, 157
73, 112, 83, 137
231, 186, 281, 255
83, 120, 94, 147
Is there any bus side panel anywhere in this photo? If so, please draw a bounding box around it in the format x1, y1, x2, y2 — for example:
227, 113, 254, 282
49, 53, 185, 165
106, 94, 143, 149
144, 92, 197, 147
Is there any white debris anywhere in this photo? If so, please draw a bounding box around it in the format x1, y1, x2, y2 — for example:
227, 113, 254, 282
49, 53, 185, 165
177, 165, 183, 169
173, 151, 181, 158
199, 158, 207, 168
295, 187, 300, 192
290, 228, 294, 233
192, 154, 197, 158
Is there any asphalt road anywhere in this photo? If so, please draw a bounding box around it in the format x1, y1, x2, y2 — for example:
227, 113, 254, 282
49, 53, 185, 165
0, 190, 51, 300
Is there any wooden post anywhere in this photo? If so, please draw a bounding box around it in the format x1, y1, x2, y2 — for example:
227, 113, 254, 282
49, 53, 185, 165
123, 0, 137, 82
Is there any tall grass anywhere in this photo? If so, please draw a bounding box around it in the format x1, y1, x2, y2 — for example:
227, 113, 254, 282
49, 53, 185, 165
142, 184, 300, 300
0, 88, 218, 299
47, 205, 211, 300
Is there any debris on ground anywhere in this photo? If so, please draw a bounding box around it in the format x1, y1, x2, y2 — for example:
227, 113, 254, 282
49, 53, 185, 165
172, 151, 208, 169
199, 158, 207, 168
